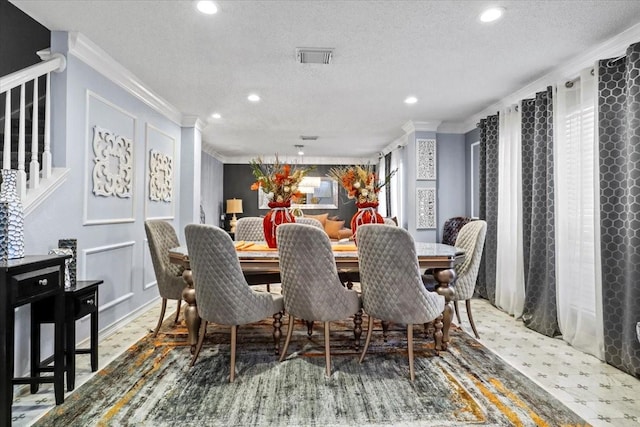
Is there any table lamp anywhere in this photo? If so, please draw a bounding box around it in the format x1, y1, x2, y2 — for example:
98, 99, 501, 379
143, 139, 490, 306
226, 198, 243, 233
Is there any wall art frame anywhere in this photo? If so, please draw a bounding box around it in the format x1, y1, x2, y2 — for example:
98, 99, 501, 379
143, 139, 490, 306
416, 187, 437, 229
416, 138, 437, 180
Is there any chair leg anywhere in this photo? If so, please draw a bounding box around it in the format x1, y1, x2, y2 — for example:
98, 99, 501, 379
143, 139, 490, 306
266, 283, 271, 292
324, 322, 331, 377
273, 311, 282, 355
453, 300, 461, 324
230, 325, 237, 382
279, 314, 296, 362
353, 309, 363, 350
359, 315, 374, 363
466, 299, 480, 339
190, 320, 208, 367
306, 320, 314, 337
381, 320, 389, 342
174, 299, 182, 324
153, 298, 168, 337
407, 323, 415, 382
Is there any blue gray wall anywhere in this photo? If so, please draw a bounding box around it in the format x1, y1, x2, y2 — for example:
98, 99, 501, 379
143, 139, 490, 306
465, 127, 480, 217
16, 31, 186, 377
436, 133, 467, 238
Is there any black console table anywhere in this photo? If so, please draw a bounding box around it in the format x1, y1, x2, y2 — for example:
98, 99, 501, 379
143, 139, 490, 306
32, 280, 104, 392
0, 255, 69, 427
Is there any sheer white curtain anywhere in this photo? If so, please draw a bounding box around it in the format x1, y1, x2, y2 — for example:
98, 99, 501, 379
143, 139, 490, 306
389, 147, 404, 226
495, 105, 525, 317
377, 155, 387, 217
554, 68, 604, 359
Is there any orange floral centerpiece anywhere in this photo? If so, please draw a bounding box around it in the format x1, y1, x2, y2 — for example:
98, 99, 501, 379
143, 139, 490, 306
328, 164, 396, 241
250, 156, 314, 247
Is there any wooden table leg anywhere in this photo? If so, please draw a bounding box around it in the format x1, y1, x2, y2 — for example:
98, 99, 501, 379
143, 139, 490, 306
433, 268, 456, 351
181, 269, 200, 354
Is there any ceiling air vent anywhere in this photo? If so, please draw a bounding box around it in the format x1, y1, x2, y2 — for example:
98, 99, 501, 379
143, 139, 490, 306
296, 48, 333, 64
300, 135, 319, 141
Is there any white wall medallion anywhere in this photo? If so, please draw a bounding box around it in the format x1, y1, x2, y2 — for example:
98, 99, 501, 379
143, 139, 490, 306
148, 149, 173, 202
416, 138, 437, 180
416, 188, 436, 229
92, 126, 133, 198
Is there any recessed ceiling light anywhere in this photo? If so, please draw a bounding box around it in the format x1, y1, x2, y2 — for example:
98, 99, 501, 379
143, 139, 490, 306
247, 94, 260, 102
404, 96, 418, 104
196, 1, 217, 15
295, 145, 304, 156
479, 7, 504, 23
211, 113, 221, 119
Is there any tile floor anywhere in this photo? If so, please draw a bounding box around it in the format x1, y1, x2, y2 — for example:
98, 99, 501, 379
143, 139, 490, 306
11, 296, 640, 426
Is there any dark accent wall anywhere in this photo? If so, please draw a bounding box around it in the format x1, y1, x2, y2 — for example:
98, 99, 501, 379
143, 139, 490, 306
0, 0, 50, 76
0, 0, 51, 115
223, 164, 357, 229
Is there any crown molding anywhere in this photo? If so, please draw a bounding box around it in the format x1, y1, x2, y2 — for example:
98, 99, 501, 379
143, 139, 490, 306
66, 32, 183, 125
182, 115, 205, 131
458, 22, 640, 133
201, 142, 226, 162
220, 155, 377, 165
437, 122, 471, 134
401, 120, 441, 134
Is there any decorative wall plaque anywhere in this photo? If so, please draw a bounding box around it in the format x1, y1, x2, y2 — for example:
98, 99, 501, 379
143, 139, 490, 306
416, 188, 436, 229
416, 138, 436, 180
92, 126, 133, 198
148, 149, 173, 202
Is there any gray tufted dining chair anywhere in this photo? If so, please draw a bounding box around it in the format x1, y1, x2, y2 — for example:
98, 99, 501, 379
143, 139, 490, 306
234, 217, 265, 241
448, 220, 487, 338
295, 217, 324, 229
144, 220, 185, 337
356, 224, 445, 381
276, 223, 362, 377
235, 216, 280, 290
184, 224, 284, 382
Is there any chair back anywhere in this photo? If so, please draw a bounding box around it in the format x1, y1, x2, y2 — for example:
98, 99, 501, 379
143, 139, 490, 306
383, 217, 397, 226
452, 220, 487, 301
442, 216, 473, 246
235, 217, 264, 241
357, 224, 444, 324
144, 220, 184, 300
295, 217, 324, 229
276, 223, 360, 321
185, 224, 277, 325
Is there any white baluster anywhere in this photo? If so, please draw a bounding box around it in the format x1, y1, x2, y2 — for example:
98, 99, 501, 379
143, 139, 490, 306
3, 89, 10, 170
17, 83, 26, 200
42, 72, 51, 179
30, 77, 40, 189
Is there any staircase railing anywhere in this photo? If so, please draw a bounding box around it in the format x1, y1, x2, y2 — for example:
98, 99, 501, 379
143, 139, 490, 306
0, 51, 66, 200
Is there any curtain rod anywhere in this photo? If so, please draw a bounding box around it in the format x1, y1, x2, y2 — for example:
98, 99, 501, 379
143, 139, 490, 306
564, 68, 595, 88
606, 54, 626, 67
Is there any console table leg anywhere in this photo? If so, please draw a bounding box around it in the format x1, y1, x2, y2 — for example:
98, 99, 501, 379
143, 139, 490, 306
182, 269, 200, 354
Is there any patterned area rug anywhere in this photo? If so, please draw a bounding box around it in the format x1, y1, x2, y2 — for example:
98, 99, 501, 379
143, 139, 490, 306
35, 316, 588, 426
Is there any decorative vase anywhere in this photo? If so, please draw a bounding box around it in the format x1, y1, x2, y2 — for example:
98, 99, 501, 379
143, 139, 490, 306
351, 201, 384, 243
58, 238, 78, 286
0, 170, 24, 260
263, 201, 295, 248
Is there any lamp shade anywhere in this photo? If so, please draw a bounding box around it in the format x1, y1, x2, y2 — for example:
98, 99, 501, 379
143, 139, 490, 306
226, 198, 243, 214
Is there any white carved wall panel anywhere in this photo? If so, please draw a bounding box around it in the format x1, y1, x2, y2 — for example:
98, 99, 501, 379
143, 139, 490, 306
148, 149, 173, 202
416, 138, 437, 180
92, 126, 133, 198
416, 187, 437, 229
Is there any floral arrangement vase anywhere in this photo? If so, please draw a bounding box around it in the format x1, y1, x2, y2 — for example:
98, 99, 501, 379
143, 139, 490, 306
351, 201, 384, 243
263, 201, 295, 248
0, 169, 25, 260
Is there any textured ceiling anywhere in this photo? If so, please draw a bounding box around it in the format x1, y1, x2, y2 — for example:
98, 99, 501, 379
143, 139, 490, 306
10, 0, 640, 161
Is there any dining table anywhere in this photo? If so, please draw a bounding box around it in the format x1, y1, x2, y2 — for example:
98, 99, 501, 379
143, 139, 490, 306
169, 240, 464, 353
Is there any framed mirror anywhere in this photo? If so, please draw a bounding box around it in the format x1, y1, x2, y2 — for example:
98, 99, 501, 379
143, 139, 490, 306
258, 177, 339, 210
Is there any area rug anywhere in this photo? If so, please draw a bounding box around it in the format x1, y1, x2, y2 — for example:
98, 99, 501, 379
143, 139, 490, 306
35, 316, 588, 426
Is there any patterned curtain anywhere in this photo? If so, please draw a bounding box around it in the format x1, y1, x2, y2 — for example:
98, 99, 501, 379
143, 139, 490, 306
385, 152, 392, 217
597, 42, 640, 376
477, 114, 499, 303
520, 87, 560, 337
